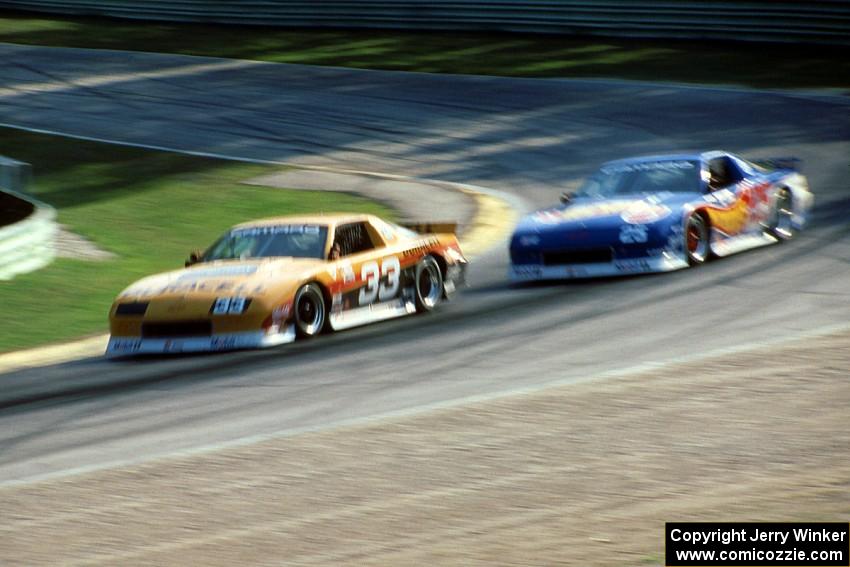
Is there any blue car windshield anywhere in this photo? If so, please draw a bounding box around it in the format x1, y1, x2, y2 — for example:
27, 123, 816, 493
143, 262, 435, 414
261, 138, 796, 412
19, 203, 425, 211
575, 160, 701, 198
204, 225, 329, 261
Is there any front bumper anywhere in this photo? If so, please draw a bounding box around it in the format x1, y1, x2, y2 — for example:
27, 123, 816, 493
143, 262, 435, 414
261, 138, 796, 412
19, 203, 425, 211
106, 325, 295, 357
509, 253, 688, 282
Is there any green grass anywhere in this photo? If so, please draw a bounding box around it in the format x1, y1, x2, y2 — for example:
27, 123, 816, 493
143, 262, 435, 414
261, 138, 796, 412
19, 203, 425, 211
0, 129, 395, 352
0, 11, 848, 90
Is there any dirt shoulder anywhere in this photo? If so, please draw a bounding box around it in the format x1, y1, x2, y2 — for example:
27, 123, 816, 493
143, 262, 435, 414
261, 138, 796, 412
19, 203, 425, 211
2, 330, 848, 566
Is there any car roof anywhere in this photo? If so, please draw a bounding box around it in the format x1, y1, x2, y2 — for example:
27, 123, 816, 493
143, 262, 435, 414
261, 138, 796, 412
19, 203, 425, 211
232, 213, 376, 230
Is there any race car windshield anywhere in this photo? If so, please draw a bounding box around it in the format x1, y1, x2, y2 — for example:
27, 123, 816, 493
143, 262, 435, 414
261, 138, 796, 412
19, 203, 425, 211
576, 160, 701, 198
203, 225, 329, 261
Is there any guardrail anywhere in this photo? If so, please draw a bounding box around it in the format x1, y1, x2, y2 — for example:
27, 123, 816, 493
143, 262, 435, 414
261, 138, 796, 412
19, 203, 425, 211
0, 186, 57, 281
1, 1, 848, 44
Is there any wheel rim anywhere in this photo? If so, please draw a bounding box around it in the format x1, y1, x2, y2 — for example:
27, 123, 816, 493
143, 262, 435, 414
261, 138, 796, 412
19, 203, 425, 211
296, 289, 324, 335
418, 262, 442, 309
686, 215, 709, 263
774, 193, 794, 239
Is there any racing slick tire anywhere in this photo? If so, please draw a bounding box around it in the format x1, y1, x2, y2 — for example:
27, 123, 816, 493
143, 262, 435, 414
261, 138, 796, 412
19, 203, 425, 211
685, 213, 711, 266
294, 283, 327, 338
414, 256, 444, 313
767, 189, 796, 241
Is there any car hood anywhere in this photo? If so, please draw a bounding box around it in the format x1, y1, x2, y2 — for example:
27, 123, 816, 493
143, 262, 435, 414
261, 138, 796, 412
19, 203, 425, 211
117, 257, 327, 300
515, 194, 697, 233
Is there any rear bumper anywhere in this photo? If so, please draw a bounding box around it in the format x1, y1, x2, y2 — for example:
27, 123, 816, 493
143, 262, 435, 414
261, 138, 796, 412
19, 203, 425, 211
106, 325, 295, 357
509, 254, 688, 282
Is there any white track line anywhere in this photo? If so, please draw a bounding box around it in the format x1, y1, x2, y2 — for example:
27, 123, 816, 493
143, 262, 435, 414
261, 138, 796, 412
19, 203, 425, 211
0, 59, 265, 99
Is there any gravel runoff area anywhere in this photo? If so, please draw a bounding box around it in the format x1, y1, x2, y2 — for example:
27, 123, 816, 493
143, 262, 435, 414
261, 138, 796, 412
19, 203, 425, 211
2, 329, 848, 566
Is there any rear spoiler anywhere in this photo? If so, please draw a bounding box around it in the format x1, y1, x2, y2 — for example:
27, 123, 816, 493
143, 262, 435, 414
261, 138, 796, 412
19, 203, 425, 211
400, 221, 459, 235
753, 157, 802, 171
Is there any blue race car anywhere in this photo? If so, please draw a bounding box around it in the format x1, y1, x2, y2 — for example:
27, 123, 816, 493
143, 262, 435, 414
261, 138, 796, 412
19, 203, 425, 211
509, 151, 813, 281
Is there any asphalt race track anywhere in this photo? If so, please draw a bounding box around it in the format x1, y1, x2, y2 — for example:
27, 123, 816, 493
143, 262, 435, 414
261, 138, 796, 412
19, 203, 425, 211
0, 44, 848, 483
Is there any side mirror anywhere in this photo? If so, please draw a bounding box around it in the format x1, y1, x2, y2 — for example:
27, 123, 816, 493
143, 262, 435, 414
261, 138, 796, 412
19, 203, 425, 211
185, 249, 203, 267
559, 191, 573, 204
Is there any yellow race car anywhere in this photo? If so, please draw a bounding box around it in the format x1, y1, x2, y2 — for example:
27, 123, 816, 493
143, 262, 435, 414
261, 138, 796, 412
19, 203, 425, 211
107, 214, 467, 356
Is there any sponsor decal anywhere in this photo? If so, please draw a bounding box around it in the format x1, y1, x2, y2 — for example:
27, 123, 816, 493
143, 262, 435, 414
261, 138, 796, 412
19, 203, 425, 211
519, 235, 541, 246
123, 281, 266, 298
706, 188, 736, 207
614, 259, 653, 273
178, 266, 258, 280
211, 336, 240, 350
272, 302, 291, 323
338, 261, 355, 284
513, 265, 542, 278
110, 339, 142, 352
744, 181, 772, 224
534, 201, 634, 224
563, 266, 588, 277
402, 237, 440, 259
619, 224, 649, 244
601, 160, 695, 174
620, 202, 672, 224
667, 224, 685, 252
232, 225, 321, 236
535, 200, 669, 225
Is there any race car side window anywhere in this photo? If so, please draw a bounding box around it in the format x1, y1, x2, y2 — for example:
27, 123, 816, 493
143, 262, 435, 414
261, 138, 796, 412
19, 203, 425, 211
708, 156, 744, 191
333, 222, 376, 257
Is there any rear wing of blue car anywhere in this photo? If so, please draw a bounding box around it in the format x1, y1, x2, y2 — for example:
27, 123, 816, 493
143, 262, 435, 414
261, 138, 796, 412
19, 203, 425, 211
754, 157, 802, 171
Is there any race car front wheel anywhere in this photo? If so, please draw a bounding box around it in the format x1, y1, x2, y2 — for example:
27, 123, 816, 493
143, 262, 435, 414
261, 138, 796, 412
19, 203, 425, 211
415, 256, 444, 313
294, 283, 326, 338
685, 213, 710, 266
767, 189, 795, 241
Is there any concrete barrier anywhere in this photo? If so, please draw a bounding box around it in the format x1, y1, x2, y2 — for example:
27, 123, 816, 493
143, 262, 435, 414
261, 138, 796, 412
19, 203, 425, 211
0, 189, 57, 281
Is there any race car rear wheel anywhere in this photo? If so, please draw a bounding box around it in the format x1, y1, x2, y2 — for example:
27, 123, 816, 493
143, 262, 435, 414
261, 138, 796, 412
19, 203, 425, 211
415, 256, 443, 313
294, 283, 326, 338
685, 213, 710, 266
767, 189, 795, 241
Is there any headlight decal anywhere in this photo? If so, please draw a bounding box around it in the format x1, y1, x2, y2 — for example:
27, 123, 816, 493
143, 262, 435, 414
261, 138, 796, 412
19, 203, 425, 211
210, 297, 252, 315
115, 302, 149, 316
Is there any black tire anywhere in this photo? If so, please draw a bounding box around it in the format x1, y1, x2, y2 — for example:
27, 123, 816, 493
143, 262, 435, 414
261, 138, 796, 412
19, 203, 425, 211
767, 189, 795, 241
685, 213, 710, 266
293, 283, 326, 338
414, 256, 444, 313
